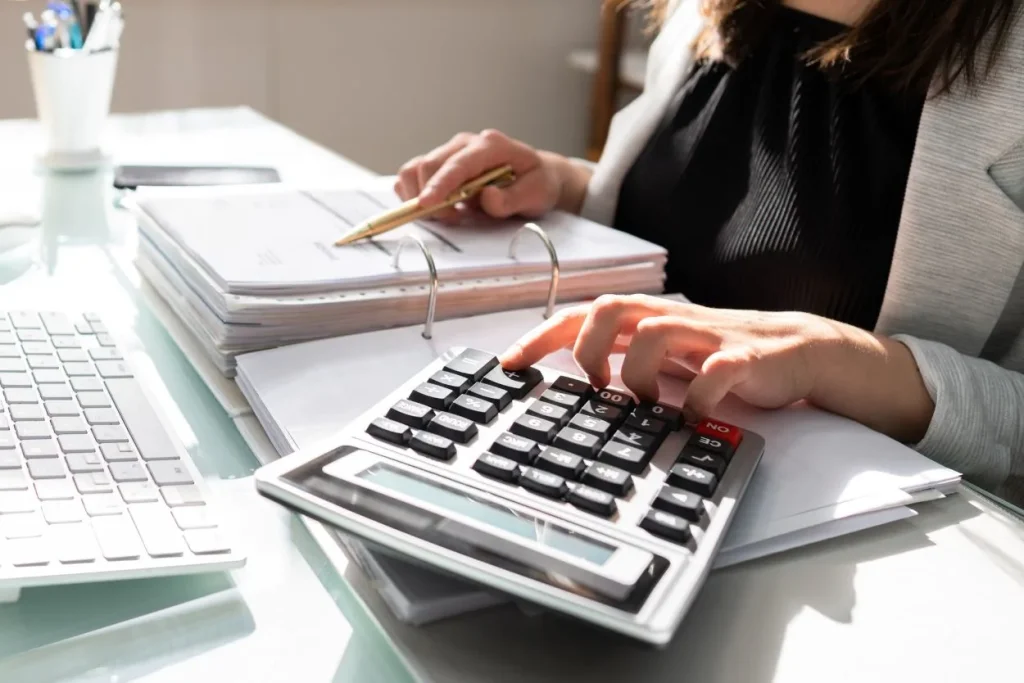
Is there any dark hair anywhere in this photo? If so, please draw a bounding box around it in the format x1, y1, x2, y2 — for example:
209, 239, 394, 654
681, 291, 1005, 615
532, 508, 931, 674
620, 0, 1018, 95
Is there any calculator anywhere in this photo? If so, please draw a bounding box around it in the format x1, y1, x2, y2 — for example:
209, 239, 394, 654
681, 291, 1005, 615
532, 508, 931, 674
254, 347, 765, 645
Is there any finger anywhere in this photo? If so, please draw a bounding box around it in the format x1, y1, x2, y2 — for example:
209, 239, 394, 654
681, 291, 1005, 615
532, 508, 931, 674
683, 347, 755, 420
620, 317, 719, 401
420, 130, 540, 207
659, 357, 697, 381
417, 134, 474, 198
499, 305, 590, 369
477, 169, 552, 219
395, 157, 423, 201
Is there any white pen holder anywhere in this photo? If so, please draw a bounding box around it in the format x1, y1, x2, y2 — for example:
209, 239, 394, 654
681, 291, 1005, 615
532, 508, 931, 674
28, 48, 119, 170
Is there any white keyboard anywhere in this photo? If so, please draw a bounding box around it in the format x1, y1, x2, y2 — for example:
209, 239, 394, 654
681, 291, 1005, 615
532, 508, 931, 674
0, 311, 244, 602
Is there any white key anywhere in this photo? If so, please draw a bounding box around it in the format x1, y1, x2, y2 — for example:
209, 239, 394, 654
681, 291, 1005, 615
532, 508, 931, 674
119, 482, 159, 503
43, 499, 85, 524
27, 356, 60, 370
109, 461, 147, 482
78, 393, 111, 408
33, 369, 66, 384
0, 451, 20, 469
50, 522, 98, 564
0, 347, 19, 358
16, 329, 45, 342
129, 503, 185, 557
0, 511, 45, 539
8, 535, 51, 566
58, 434, 96, 453
9, 404, 44, 421
53, 416, 88, 434
172, 505, 216, 530
63, 362, 95, 377
83, 493, 123, 516
0, 372, 33, 388
3, 388, 39, 403
101, 443, 137, 462
0, 470, 28, 491
74, 472, 112, 494
66, 452, 104, 473
56, 348, 88, 363
45, 400, 79, 417
35, 478, 76, 501
92, 514, 143, 560
50, 336, 80, 349
20, 341, 51, 355
0, 490, 37, 513
160, 485, 204, 507
0, 432, 13, 449
0, 358, 26, 372
84, 408, 119, 425
70, 377, 103, 392
184, 529, 230, 555
96, 334, 116, 347
39, 384, 73, 400
21, 439, 59, 458
93, 426, 128, 443
89, 348, 122, 361
26, 458, 66, 479
10, 312, 41, 329
15, 422, 50, 439
40, 313, 75, 336
95, 361, 132, 378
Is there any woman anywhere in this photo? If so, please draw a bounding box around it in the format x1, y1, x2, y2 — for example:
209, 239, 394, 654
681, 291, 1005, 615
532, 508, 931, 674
395, 0, 1024, 505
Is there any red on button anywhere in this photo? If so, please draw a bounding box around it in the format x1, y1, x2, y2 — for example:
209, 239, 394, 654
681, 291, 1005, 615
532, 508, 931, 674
695, 419, 742, 447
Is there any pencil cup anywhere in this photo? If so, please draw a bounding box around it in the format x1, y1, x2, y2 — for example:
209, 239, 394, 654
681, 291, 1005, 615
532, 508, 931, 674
27, 48, 119, 169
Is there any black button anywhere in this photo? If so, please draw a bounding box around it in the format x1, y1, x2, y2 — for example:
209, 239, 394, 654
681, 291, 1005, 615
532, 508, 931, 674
667, 463, 717, 497
568, 412, 613, 438
429, 370, 473, 393
519, 467, 568, 499
482, 366, 543, 399
636, 402, 682, 430
611, 429, 657, 453
386, 400, 435, 429
538, 389, 582, 411
687, 432, 736, 460
625, 412, 667, 436
652, 486, 705, 522
597, 440, 647, 474
640, 509, 692, 543
473, 453, 520, 482
552, 427, 602, 458
567, 484, 617, 517
581, 462, 633, 497
535, 447, 585, 479
427, 412, 478, 444
593, 388, 635, 411
490, 432, 540, 464
450, 394, 498, 424
677, 446, 727, 478
468, 382, 512, 410
365, 417, 411, 445
550, 376, 593, 397
409, 431, 456, 461
580, 400, 625, 425
410, 382, 455, 410
526, 401, 570, 426
444, 349, 498, 380
509, 414, 558, 443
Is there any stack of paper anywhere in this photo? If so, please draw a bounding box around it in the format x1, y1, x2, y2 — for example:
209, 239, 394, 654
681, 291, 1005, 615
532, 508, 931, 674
126, 183, 667, 376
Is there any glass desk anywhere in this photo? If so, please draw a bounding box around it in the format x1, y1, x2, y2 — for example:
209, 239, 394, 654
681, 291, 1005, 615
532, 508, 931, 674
0, 109, 417, 683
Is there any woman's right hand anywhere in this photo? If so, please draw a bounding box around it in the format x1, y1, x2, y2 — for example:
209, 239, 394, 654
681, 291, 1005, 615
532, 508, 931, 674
394, 129, 578, 224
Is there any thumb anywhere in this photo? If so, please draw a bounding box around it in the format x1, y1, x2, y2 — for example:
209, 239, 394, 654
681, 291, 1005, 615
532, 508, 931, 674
683, 347, 753, 421
478, 170, 553, 219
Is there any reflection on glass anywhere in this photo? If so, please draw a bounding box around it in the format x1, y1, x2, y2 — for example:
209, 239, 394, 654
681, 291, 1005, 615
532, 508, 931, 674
39, 168, 113, 272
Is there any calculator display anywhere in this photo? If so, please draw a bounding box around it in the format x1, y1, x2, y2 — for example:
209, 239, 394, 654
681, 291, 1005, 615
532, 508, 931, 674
360, 463, 617, 566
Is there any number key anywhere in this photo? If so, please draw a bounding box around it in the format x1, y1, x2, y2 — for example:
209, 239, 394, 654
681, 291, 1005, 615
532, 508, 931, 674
625, 412, 667, 437
552, 427, 601, 458
526, 401, 570, 427
610, 429, 657, 453
597, 441, 647, 474
509, 415, 557, 443
538, 389, 582, 411
593, 388, 635, 411
568, 413, 612, 438
580, 400, 624, 425
636, 402, 682, 430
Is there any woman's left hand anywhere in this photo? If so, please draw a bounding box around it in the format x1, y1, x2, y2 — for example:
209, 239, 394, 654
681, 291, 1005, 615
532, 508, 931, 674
499, 294, 935, 441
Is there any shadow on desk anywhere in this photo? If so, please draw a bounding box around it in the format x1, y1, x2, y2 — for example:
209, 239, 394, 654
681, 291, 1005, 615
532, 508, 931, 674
353, 495, 983, 683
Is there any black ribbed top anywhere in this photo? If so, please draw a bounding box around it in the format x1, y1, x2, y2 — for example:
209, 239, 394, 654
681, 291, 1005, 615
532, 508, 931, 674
613, 7, 925, 330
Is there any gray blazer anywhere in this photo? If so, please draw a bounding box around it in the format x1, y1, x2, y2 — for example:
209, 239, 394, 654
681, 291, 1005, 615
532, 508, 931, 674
580, 0, 1024, 504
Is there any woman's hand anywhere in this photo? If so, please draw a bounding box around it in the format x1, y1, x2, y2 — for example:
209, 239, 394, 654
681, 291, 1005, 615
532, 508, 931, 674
394, 130, 590, 223
499, 294, 935, 443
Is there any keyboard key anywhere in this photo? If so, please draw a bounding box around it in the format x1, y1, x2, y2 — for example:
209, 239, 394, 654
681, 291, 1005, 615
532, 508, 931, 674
10, 403, 44, 420
42, 499, 85, 524
0, 470, 28, 490
53, 416, 89, 434
0, 372, 33, 388
77, 392, 111, 408
102, 443, 139, 462
92, 514, 143, 560
121, 482, 160, 504
0, 358, 26, 372
129, 503, 186, 557
538, 389, 583, 412
51, 522, 99, 564
172, 506, 216, 530
550, 376, 593, 397
636, 402, 682, 430
96, 334, 116, 348
427, 412, 478, 444
597, 441, 648, 474
482, 366, 543, 399
82, 408, 118, 425
59, 434, 96, 453
652, 486, 706, 523
677, 447, 727, 478
0, 511, 45, 539
74, 472, 112, 495
89, 348, 123, 361
535, 447, 585, 479
89, 321, 108, 335
27, 458, 66, 479
35, 478, 76, 501
472, 452, 520, 482
63, 362, 95, 377
640, 509, 692, 543
581, 463, 634, 497
33, 369, 65, 384
490, 432, 540, 464
70, 377, 103, 392
580, 400, 625, 424
409, 382, 455, 409
552, 427, 602, 458
50, 336, 81, 349
410, 431, 457, 461
74, 320, 94, 335
92, 425, 129, 443
184, 528, 231, 555
467, 382, 512, 410
449, 394, 498, 424
694, 419, 743, 448
21, 439, 58, 459
0, 490, 36, 513
568, 412, 613, 438
3, 388, 39, 403
566, 484, 617, 517
160, 485, 204, 507
611, 429, 657, 453
386, 399, 435, 429
8, 536, 50, 566
40, 384, 73, 400
10, 312, 41, 329
0, 451, 21, 468
40, 313, 73, 335
428, 370, 472, 393
45, 400, 79, 417
84, 493, 124, 516
20, 341, 51, 355
509, 414, 557, 443
443, 349, 498, 381
366, 416, 412, 445
0, 347, 18, 359
668, 463, 717, 497
625, 412, 668, 436
56, 348, 88, 363
17, 328, 46, 342
688, 432, 736, 460
518, 467, 568, 499
526, 401, 570, 426
593, 388, 635, 411
110, 461, 149, 482
15, 421, 51, 439
27, 355, 60, 370
148, 460, 194, 486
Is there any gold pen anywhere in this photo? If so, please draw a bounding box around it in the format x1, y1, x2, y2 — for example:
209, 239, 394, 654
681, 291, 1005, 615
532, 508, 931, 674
333, 164, 516, 247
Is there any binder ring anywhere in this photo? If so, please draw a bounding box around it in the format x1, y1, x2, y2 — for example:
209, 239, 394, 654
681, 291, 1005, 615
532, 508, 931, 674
392, 236, 439, 339
508, 222, 560, 319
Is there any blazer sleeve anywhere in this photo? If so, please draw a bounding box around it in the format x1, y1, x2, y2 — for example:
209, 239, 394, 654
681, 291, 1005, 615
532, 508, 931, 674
894, 334, 1024, 503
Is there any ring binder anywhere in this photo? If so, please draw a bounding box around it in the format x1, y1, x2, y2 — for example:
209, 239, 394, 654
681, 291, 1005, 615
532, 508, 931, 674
508, 222, 560, 319
392, 236, 439, 339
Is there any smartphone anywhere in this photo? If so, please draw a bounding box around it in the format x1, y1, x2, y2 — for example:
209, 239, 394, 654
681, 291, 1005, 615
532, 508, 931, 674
112, 165, 281, 190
